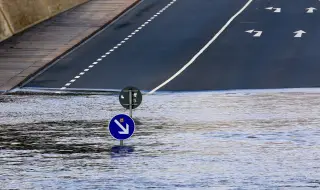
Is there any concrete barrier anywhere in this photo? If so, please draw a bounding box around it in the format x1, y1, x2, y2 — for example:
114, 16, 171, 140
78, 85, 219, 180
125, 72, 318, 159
0, 0, 89, 42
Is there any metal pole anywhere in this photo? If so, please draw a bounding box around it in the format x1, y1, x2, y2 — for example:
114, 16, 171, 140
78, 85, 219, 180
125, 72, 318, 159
129, 89, 133, 118
120, 140, 124, 146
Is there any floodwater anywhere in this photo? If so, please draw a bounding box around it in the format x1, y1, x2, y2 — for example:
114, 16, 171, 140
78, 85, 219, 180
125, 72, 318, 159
1, 90, 320, 189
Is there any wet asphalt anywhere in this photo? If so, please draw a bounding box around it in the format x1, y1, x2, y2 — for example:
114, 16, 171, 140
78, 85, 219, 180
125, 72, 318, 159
23, 0, 320, 91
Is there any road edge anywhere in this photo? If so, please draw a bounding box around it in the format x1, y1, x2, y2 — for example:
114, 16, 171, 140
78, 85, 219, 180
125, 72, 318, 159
2, 0, 141, 95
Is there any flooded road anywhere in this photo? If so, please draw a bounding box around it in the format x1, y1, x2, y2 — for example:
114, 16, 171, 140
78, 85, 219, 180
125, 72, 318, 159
1, 90, 320, 189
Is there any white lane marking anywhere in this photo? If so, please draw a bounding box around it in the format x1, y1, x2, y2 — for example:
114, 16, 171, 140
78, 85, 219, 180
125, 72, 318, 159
60, 0, 178, 90
306, 7, 317, 13
245, 29, 263, 37
294, 30, 306, 37
148, 0, 253, 94
265, 7, 281, 13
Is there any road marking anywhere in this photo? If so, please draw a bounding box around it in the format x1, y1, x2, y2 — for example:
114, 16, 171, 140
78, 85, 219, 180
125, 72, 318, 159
148, 0, 253, 94
294, 30, 306, 37
245, 29, 263, 37
265, 7, 281, 13
60, 0, 178, 90
306, 7, 317, 13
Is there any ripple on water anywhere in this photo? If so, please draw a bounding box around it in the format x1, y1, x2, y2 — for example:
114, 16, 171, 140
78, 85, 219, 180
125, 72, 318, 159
0, 91, 320, 189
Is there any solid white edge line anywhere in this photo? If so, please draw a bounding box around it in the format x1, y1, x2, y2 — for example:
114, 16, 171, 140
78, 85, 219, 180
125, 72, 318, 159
148, 0, 254, 95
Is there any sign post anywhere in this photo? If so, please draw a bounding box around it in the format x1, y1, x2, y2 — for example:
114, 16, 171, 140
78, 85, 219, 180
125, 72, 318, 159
129, 89, 133, 118
111, 86, 142, 146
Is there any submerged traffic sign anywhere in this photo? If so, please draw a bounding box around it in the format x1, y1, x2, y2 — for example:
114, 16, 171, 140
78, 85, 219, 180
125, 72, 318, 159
119, 86, 142, 109
109, 114, 135, 140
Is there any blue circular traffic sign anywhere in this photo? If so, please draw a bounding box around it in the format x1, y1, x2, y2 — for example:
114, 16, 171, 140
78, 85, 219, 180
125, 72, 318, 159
109, 114, 135, 140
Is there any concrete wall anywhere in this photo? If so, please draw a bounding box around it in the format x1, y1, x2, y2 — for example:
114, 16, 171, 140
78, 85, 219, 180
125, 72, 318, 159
0, 0, 89, 42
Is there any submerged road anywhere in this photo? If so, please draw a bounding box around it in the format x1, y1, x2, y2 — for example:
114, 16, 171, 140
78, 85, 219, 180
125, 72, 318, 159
24, 0, 320, 92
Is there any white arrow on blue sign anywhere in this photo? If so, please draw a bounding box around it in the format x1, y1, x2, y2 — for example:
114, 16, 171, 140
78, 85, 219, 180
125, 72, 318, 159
109, 114, 135, 140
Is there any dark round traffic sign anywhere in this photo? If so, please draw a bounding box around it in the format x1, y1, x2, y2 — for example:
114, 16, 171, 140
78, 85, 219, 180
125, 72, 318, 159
119, 86, 142, 109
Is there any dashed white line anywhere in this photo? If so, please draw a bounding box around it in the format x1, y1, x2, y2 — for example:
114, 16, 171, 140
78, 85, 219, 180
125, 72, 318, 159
60, 0, 178, 90
148, 0, 253, 94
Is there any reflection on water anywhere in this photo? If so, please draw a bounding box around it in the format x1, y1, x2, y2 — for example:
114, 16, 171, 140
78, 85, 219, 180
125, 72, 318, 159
0, 91, 320, 189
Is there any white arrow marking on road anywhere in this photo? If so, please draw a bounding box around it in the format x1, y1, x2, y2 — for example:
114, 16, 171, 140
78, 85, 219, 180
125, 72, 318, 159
245, 29, 254, 33
294, 30, 306, 37
245, 29, 263, 37
265, 7, 281, 13
274, 8, 281, 13
306, 7, 317, 13
114, 119, 129, 134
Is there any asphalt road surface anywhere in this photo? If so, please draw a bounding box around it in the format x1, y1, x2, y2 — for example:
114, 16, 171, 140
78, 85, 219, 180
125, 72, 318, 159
24, 0, 320, 92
